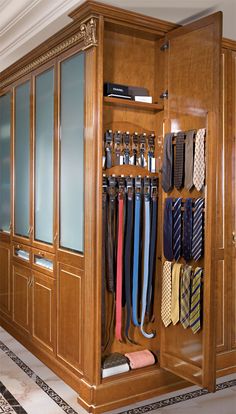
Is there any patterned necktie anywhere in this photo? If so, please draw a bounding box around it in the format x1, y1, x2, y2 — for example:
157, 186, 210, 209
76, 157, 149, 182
183, 198, 193, 262
173, 198, 182, 261
190, 267, 202, 333
184, 130, 195, 190
192, 198, 204, 261
193, 128, 205, 191
163, 198, 173, 261
161, 261, 172, 327
174, 132, 185, 190
162, 133, 174, 193
171, 263, 182, 325
180, 265, 192, 328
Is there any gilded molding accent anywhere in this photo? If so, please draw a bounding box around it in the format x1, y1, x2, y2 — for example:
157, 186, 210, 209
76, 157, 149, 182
0, 17, 98, 89
80, 17, 98, 50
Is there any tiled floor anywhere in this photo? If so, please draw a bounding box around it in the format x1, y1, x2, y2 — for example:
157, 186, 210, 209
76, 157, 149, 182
0, 326, 236, 414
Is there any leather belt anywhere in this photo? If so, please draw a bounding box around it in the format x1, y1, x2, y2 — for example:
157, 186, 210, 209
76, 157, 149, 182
140, 177, 155, 339
132, 176, 142, 327
107, 176, 117, 293
124, 177, 134, 340
101, 176, 108, 349
146, 178, 158, 319
115, 177, 125, 341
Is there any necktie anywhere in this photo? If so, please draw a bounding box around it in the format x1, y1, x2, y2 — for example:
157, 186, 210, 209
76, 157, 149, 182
140, 187, 155, 339
183, 198, 193, 262
115, 191, 124, 341
124, 181, 134, 340
174, 132, 185, 190
163, 198, 173, 261
190, 267, 202, 333
184, 130, 195, 190
171, 263, 182, 325
180, 265, 192, 328
161, 261, 172, 327
173, 198, 182, 261
162, 133, 174, 193
192, 198, 204, 261
193, 128, 205, 191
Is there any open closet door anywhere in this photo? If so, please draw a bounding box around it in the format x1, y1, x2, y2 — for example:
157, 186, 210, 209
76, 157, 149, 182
160, 12, 222, 392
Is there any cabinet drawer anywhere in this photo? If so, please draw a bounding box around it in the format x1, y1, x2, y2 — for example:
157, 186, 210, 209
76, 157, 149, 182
12, 243, 31, 266
32, 248, 55, 277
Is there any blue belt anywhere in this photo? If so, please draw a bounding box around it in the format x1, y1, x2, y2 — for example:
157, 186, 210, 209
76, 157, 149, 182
140, 188, 155, 339
132, 191, 141, 327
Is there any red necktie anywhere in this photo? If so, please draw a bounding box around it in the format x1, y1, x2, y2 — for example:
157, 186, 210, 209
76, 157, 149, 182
115, 193, 124, 341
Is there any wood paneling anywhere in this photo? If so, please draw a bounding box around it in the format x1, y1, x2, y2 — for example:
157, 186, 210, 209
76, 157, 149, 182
32, 270, 56, 352
12, 264, 31, 334
0, 244, 11, 317
231, 52, 236, 350
216, 260, 227, 351
57, 263, 83, 374
160, 12, 222, 391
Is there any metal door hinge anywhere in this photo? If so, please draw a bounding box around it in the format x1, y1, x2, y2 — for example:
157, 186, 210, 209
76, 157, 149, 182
160, 90, 168, 99
160, 41, 169, 51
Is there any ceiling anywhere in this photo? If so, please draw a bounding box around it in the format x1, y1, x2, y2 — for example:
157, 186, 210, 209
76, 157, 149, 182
0, 0, 235, 72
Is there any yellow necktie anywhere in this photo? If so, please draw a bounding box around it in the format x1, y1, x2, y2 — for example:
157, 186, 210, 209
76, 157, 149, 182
171, 263, 182, 325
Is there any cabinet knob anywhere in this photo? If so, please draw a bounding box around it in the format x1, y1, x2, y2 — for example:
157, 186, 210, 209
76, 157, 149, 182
38, 251, 44, 257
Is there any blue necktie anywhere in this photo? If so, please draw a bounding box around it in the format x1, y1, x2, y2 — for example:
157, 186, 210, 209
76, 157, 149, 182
163, 198, 173, 261
183, 198, 193, 262
192, 198, 204, 261
173, 198, 182, 261
162, 133, 174, 193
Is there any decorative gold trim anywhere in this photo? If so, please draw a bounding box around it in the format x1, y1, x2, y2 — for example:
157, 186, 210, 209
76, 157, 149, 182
0, 17, 98, 89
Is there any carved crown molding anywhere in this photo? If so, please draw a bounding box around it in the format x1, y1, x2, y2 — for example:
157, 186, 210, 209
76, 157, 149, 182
0, 16, 98, 89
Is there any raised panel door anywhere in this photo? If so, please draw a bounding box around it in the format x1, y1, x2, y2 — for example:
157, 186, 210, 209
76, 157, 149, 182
160, 12, 222, 391
12, 263, 31, 334
32, 270, 55, 352
0, 244, 11, 317
231, 51, 236, 350
57, 262, 83, 374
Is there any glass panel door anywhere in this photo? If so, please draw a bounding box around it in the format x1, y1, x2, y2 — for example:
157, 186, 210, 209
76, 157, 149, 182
0, 93, 11, 233
60, 52, 85, 253
35, 68, 54, 244
14, 82, 30, 238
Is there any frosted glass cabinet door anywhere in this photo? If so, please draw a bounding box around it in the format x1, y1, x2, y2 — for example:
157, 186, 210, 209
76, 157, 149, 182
0, 93, 11, 232
60, 52, 84, 253
35, 69, 54, 244
14, 82, 30, 238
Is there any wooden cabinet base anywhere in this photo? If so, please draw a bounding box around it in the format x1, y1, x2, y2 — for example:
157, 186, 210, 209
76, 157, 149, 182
1, 314, 236, 413
0, 315, 82, 394
77, 371, 188, 414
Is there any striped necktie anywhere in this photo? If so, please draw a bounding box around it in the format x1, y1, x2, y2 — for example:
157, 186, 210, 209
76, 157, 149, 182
190, 267, 202, 333
161, 261, 172, 327
163, 198, 173, 261
173, 198, 182, 261
174, 132, 185, 190
183, 198, 193, 262
184, 130, 195, 190
192, 198, 204, 261
193, 128, 205, 191
180, 265, 192, 328
162, 133, 174, 193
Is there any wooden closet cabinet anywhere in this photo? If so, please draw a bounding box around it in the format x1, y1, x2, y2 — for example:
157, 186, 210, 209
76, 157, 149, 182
0, 1, 235, 413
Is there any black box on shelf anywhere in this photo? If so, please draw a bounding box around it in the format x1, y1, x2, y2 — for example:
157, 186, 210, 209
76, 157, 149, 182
104, 82, 131, 99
